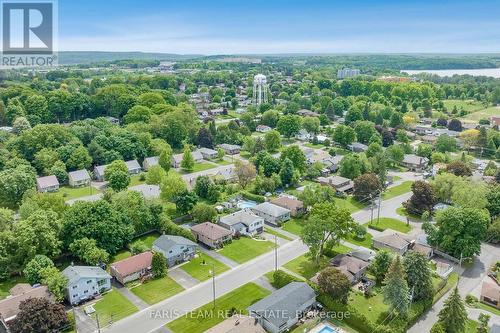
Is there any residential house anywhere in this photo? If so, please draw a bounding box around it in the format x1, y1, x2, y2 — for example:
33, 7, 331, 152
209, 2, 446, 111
219, 210, 264, 235
295, 129, 311, 141
421, 135, 438, 144
219, 144, 241, 155
317, 175, 354, 194
270, 196, 305, 217
372, 231, 414, 255
125, 159, 142, 175
256, 125, 272, 133
297, 109, 320, 117
93, 164, 107, 181
105, 116, 120, 125
401, 154, 429, 172
172, 151, 203, 168
347, 142, 368, 152
412, 243, 434, 258
110, 251, 153, 285
248, 282, 317, 333
205, 314, 266, 333
198, 147, 218, 160
490, 116, 500, 127
480, 277, 499, 309
152, 235, 197, 267
250, 202, 291, 226
68, 169, 91, 187
0, 284, 53, 323
129, 184, 160, 199
143, 156, 159, 170
36, 175, 60, 193
62, 265, 112, 305
191, 222, 233, 249
328, 253, 371, 284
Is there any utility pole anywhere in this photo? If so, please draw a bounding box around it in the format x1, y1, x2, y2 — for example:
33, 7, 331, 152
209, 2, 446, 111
370, 194, 374, 223
377, 192, 381, 224
211, 262, 216, 309
274, 235, 278, 271
96, 313, 101, 333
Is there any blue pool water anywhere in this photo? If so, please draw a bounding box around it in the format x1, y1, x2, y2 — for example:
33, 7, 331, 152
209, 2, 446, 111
237, 200, 257, 209
318, 326, 338, 333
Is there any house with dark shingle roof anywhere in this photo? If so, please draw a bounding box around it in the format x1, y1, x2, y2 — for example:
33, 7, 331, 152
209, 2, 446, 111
0, 284, 53, 323
110, 251, 153, 285
373, 231, 414, 255
152, 235, 197, 267
125, 159, 142, 174
36, 175, 60, 192
250, 202, 291, 226
62, 265, 111, 305
248, 282, 316, 333
191, 222, 232, 249
68, 169, 91, 187
219, 210, 264, 235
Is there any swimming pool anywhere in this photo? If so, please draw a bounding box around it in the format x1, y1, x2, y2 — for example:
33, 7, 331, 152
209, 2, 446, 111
236, 200, 257, 209
310, 323, 340, 333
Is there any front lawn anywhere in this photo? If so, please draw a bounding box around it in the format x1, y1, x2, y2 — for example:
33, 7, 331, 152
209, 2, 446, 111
180, 162, 217, 174
304, 143, 325, 149
218, 237, 276, 264
396, 206, 422, 221
476, 301, 500, 316
344, 232, 373, 249
333, 196, 366, 213
382, 181, 413, 200
282, 218, 306, 236
366, 218, 412, 233
284, 246, 350, 279
180, 252, 229, 281
215, 159, 232, 166
0, 276, 27, 299
166, 282, 271, 333
264, 227, 294, 241
92, 289, 138, 324
59, 185, 100, 200
130, 276, 184, 305
129, 174, 147, 186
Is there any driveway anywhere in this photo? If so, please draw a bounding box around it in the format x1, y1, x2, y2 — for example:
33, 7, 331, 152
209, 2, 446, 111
168, 267, 200, 289
101, 239, 309, 333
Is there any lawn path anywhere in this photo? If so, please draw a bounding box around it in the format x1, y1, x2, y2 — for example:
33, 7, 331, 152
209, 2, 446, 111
198, 246, 239, 268
168, 267, 200, 289
114, 283, 149, 310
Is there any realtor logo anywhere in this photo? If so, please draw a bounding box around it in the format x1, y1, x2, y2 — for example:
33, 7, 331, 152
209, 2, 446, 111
1, 0, 57, 67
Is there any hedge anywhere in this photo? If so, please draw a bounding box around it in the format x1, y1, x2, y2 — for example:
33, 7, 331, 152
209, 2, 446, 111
240, 191, 265, 203
368, 224, 385, 232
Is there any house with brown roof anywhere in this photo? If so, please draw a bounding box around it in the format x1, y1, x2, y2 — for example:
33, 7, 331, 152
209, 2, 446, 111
311, 250, 372, 285
110, 251, 153, 285
373, 231, 414, 255
270, 196, 305, 217
317, 175, 354, 193
480, 277, 500, 309
205, 314, 266, 333
191, 222, 233, 249
0, 284, 53, 323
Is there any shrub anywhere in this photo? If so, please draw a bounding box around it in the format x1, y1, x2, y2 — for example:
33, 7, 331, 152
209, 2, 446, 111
240, 191, 265, 203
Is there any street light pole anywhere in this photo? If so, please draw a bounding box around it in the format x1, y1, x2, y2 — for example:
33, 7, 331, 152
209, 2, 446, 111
211, 262, 216, 309
274, 235, 278, 271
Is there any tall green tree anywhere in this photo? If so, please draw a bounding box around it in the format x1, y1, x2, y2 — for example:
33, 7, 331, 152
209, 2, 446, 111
438, 287, 467, 333
382, 255, 410, 316
104, 160, 130, 191
403, 251, 433, 301
180, 145, 195, 172
152, 251, 167, 278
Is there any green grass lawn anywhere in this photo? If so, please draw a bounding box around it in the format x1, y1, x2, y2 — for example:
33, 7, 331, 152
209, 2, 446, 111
180, 162, 217, 174
110, 232, 160, 263
166, 283, 271, 333
333, 196, 366, 213
475, 301, 500, 316
264, 227, 294, 241
282, 218, 306, 236
59, 185, 100, 200
382, 181, 413, 200
218, 237, 276, 264
463, 106, 500, 121
283, 245, 351, 279
443, 99, 485, 113
130, 276, 184, 305
0, 276, 27, 299
344, 232, 373, 249
92, 289, 138, 324
214, 159, 232, 166
349, 290, 388, 323
366, 218, 412, 233
465, 320, 479, 333
180, 252, 229, 281
396, 206, 422, 221
129, 174, 147, 186
304, 143, 325, 149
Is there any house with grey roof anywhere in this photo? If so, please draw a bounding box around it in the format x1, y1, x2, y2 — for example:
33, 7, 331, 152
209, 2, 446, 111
62, 265, 111, 305
152, 235, 197, 267
143, 156, 159, 171
218, 144, 241, 155
93, 164, 107, 181
219, 209, 264, 235
248, 282, 317, 333
36, 175, 60, 193
125, 159, 142, 175
129, 184, 160, 199
250, 202, 291, 226
198, 147, 218, 160
171, 151, 203, 168
317, 175, 354, 193
68, 169, 91, 187
348, 142, 368, 152
401, 154, 429, 172
373, 231, 414, 255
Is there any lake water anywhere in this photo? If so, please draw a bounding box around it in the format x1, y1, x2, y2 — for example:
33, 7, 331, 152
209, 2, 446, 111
401, 68, 500, 78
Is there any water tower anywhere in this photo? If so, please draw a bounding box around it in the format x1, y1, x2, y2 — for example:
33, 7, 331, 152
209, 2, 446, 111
252, 74, 269, 105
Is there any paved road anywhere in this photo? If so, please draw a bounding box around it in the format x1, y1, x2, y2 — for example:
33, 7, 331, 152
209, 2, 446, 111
102, 239, 309, 333
351, 191, 413, 224
408, 242, 500, 333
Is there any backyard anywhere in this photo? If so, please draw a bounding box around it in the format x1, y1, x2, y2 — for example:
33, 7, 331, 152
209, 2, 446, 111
130, 276, 184, 305
110, 232, 160, 263
92, 289, 138, 324
366, 217, 412, 233
166, 282, 271, 333
0, 276, 27, 299
180, 252, 229, 281
218, 237, 276, 264
59, 185, 100, 200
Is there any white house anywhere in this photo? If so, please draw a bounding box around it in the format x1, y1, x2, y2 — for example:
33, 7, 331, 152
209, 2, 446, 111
198, 147, 218, 160
142, 156, 159, 170
36, 175, 60, 193
256, 125, 272, 133
125, 159, 142, 175
152, 235, 197, 267
251, 202, 291, 226
68, 169, 91, 187
295, 129, 311, 141
93, 164, 107, 181
62, 266, 111, 305
219, 209, 264, 235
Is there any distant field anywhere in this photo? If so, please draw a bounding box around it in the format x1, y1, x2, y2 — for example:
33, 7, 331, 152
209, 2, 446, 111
443, 99, 485, 113
462, 106, 500, 121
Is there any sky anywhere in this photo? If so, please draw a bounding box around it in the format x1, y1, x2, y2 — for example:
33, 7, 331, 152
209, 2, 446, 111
57, 0, 500, 54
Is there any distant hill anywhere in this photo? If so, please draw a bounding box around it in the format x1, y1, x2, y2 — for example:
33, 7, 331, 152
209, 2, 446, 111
57, 51, 203, 65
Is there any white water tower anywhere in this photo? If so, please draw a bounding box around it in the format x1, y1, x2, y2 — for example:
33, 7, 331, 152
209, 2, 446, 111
253, 74, 269, 105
